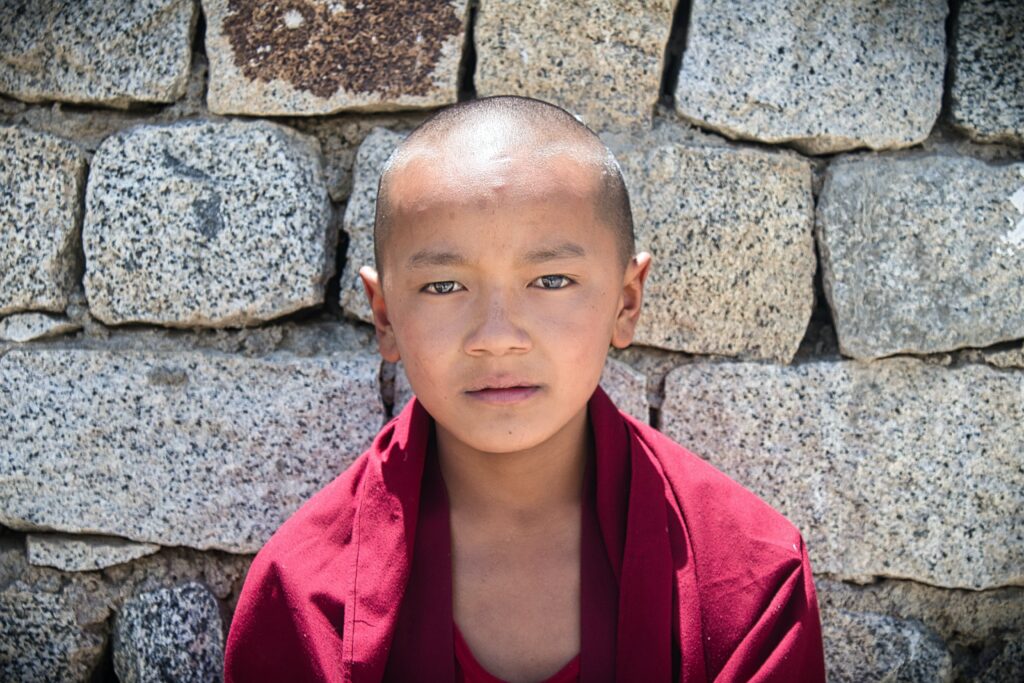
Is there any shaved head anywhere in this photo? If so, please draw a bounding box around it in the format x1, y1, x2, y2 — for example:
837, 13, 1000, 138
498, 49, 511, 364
372, 95, 635, 278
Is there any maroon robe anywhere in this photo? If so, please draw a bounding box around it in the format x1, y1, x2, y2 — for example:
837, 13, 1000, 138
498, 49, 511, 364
224, 386, 826, 682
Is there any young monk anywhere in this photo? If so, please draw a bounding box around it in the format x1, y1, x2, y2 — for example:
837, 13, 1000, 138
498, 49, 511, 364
224, 95, 826, 682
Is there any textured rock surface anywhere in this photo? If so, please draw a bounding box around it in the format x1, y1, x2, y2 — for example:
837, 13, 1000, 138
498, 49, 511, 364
341, 127, 405, 323
0, 539, 108, 682
817, 155, 1024, 359
0, 0, 196, 108
113, 582, 223, 683
983, 345, 1024, 369
817, 578, 1024, 683
27, 533, 161, 572
0, 312, 80, 342
83, 119, 333, 328
660, 358, 1024, 589
821, 608, 952, 683
0, 347, 384, 552
286, 113, 427, 202
612, 138, 815, 362
204, 0, 468, 115
674, 0, 946, 154
950, 0, 1024, 145
394, 356, 649, 423
0, 585, 107, 681
475, 0, 675, 129
0, 126, 86, 316
0, 539, 252, 682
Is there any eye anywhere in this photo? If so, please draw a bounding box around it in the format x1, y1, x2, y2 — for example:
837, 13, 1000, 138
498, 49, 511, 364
422, 280, 465, 295
532, 274, 574, 289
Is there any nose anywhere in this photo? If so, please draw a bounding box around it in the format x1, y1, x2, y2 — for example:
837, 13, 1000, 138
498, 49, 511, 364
463, 287, 532, 356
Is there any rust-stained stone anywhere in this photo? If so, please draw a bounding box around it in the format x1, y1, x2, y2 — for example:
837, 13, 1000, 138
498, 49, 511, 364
204, 0, 468, 115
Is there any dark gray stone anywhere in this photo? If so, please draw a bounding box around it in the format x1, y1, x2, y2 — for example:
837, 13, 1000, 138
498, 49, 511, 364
950, 0, 1024, 145
113, 582, 224, 683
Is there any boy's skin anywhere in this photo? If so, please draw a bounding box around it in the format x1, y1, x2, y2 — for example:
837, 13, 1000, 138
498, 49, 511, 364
358, 114, 652, 681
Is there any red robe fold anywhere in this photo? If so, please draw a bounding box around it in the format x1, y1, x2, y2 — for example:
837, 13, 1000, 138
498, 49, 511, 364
224, 386, 826, 682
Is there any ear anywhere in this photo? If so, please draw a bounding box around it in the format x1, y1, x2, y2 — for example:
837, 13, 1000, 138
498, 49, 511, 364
358, 265, 401, 362
611, 251, 652, 349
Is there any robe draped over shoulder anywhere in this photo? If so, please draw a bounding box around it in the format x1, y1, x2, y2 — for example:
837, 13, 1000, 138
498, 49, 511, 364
224, 386, 826, 682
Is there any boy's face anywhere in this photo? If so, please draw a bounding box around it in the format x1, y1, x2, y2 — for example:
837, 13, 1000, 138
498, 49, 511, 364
360, 137, 649, 456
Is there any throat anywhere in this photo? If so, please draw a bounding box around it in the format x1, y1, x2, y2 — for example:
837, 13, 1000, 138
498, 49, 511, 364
434, 409, 594, 522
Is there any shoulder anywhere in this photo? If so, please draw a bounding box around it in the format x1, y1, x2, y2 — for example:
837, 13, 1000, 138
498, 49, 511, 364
225, 450, 377, 682
625, 413, 805, 556
624, 415, 824, 676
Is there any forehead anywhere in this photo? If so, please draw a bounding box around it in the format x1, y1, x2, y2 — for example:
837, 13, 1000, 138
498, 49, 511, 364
387, 140, 604, 215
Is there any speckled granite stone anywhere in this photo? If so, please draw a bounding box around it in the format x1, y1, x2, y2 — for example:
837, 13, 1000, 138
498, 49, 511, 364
0, 0, 196, 108
0, 126, 86, 316
817, 156, 1024, 359
0, 312, 80, 342
0, 587, 107, 681
27, 533, 161, 572
660, 358, 1024, 589
0, 347, 383, 552
612, 136, 815, 362
113, 582, 223, 683
394, 356, 649, 423
674, 0, 946, 154
822, 608, 952, 683
203, 0, 468, 115
0, 540, 107, 682
341, 126, 406, 323
950, 0, 1024, 145
474, 0, 674, 130
285, 112, 428, 202
83, 119, 333, 328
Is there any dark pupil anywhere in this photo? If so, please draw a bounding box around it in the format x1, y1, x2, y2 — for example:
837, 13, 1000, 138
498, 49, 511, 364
542, 276, 561, 288
436, 281, 455, 293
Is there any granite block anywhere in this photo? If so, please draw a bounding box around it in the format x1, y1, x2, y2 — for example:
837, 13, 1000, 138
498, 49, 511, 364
674, 0, 946, 154
817, 155, 1024, 359
950, 0, 1024, 145
822, 608, 952, 683
27, 533, 161, 572
660, 358, 1024, 589
203, 0, 468, 115
0, 125, 86, 316
611, 136, 815, 362
285, 112, 428, 202
474, 0, 675, 130
0, 312, 80, 342
0, 585, 107, 682
394, 355, 649, 423
113, 582, 223, 683
0, 347, 384, 552
0, 0, 196, 108
83, 119, 333, 328
340, 126, 406, 323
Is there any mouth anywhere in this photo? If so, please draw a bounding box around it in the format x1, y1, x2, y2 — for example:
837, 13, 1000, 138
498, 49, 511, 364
465, 379, 541, 405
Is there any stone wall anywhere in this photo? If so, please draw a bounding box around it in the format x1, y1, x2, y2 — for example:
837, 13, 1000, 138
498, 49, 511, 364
1, 1, 1021, 681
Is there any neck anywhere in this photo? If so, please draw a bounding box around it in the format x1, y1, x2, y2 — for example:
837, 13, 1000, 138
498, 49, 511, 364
435, 405, 591, 527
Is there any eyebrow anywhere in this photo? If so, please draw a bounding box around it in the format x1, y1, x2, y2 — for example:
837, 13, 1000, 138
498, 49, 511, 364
405, 241, 588, 269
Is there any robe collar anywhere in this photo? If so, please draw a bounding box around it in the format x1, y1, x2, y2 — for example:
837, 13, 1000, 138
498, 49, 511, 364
342, 385, 675, 682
